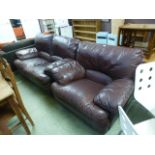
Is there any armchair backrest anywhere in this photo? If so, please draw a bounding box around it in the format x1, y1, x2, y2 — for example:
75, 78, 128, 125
76, 42, 144, 79
52, 36, 79, 59
35, 33, 54, 55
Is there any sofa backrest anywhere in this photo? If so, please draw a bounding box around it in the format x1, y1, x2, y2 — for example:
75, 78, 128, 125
52, 36, 79, 59
35, 33, 54, 55
76, 42, 144, 79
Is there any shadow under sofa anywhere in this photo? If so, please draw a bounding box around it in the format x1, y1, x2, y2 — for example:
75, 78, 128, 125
14, 33, 144, 133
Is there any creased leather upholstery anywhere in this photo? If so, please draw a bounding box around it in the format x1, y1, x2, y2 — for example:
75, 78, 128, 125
51, 79, 110, 132
77, 42, 143, 79
14, 58, 51, 89
38, 51, 63, 62
35, 33, 54, 55
86, 69, 112, 85
45, 59, 85, 85
14, 34, 143, 133
38, 51, 51, 61
94, 79, 134, 115
44, 59, 71, 77
16, 47, 38, 60
52, 36, 79, 59
50, 56, 63, 62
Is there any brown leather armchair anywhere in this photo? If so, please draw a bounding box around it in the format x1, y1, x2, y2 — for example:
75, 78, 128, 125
14, 34, 79, 90
50, 41, 143, 132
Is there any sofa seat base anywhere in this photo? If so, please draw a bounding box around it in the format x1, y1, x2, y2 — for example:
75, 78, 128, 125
14, 58, 51, 90
51, 79, 110, 132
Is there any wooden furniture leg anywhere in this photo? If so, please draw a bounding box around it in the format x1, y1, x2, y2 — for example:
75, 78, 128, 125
8, 97, 31, 135
0, 121, 12, 135
18, 102, 34, 126
2, 59, 34, 126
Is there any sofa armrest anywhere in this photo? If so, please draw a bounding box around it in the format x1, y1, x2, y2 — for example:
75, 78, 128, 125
86, 70, 112, 85
44, 59, 85, 85
38, 51, 63, 62
94, 79, 134, 115
15, 47, 38, 60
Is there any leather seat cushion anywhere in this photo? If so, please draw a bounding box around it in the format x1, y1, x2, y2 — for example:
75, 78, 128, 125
14, 58, 51, 84
51, 79, 110, 131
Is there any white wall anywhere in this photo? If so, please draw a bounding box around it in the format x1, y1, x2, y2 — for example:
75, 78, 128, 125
21, 19, 41, 38
54, 19, 69, 28
0, 19, 16, 43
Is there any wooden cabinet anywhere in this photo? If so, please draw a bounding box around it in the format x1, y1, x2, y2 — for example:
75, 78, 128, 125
72, 19, 101, 42
118, 24, 155, 58
118, 24, 155, 51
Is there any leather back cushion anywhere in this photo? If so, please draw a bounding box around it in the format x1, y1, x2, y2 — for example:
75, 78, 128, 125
86, 70, 112, 85
52, 36, 79, 59
76, 42, 143, 79
44, 59, 85, 85
35, 33, 54, 55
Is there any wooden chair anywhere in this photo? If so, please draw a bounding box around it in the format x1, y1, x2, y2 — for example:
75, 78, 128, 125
0, 57, 34, 134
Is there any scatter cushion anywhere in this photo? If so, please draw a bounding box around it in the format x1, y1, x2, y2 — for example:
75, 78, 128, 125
44, 59, 85, 85
16, 47, 38, 60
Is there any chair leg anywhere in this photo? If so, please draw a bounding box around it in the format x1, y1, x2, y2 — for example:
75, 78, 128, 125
18, 102, 34, 126
0, 122, 12, 135
2, 60, 34, 126
8, 97, 31, 135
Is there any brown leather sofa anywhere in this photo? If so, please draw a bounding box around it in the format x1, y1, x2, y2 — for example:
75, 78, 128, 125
14, 33, 143, 133
14, 34, 79, 90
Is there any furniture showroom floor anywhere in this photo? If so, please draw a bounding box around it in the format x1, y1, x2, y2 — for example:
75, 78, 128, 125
10, 72, 153, 135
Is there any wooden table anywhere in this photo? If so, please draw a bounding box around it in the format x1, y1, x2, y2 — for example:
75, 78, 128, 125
0, 76, 16, 134
0, 57, 34, 134
117, 24, 155, 54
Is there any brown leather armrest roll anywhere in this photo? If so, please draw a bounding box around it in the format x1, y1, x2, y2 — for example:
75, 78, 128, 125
15, 47, 38, 60
38, 52, 63, 62
94, 79, 134, 115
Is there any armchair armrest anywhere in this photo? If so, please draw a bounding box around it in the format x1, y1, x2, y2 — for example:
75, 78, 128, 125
94, 79, 134, 115
44, 59, 85, 85
38, 51, 63, 62
15, 47, 38, 60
